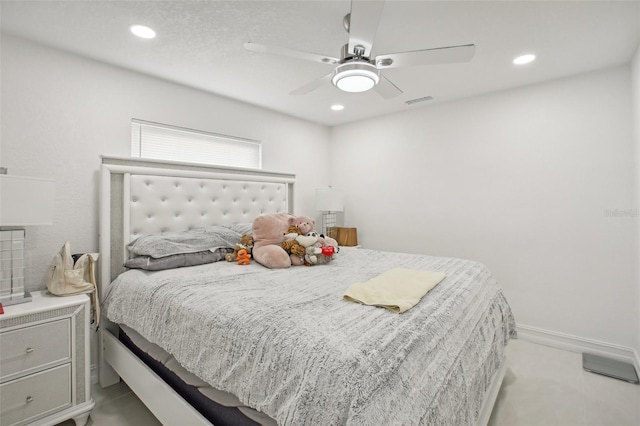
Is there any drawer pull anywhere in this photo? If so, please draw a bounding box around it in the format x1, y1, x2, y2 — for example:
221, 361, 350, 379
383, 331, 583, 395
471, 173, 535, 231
25, 347, 34, 354
26, 396, 34, 404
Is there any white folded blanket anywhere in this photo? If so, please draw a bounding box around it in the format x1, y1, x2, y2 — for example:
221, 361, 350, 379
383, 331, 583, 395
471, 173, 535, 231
343, 268, 446, 313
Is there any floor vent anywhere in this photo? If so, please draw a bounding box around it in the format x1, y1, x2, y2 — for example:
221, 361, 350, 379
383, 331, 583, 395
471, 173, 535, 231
405, 96, 435, 106
582, 353, 639, 384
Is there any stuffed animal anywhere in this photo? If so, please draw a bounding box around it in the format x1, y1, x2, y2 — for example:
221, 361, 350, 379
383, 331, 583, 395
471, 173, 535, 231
292, 217, 315, 235
315, 245, 335, 265
252, 213, 295, 268
252, 214, 322, 269
225, 234, 254, 262
300, 231, 339, 254
281, 238, 306, 258
283, 224, 302, 239
295, 234, 318, 248
237, 249, 251, 265
304, 244, 321, 265
287, 220, 319, 266
282, 222, 316, 265
280, 240, 307, 262
302, 231, 338, 266
318, 234, 339, 255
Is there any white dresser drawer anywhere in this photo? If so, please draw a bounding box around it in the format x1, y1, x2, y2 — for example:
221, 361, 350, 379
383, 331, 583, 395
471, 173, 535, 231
0, 363, 72, 426
0, 319, 70, 381
0, 291, 93, 426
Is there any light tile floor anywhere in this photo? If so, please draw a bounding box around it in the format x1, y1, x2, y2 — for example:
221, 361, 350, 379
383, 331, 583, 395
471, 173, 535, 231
59, 339, 639, 425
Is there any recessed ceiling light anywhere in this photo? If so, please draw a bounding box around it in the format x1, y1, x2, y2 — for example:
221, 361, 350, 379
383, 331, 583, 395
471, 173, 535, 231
331, 104, 345, 111
513, 54, 536, 65
130, 25, 156, 39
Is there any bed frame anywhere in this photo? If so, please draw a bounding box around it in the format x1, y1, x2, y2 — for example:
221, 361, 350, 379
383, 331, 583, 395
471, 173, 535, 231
97, 156, 505, 426
98, 156, 295, 424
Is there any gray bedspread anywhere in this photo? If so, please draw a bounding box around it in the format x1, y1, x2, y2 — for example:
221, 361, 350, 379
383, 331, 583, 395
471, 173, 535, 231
104, 247, 516, 425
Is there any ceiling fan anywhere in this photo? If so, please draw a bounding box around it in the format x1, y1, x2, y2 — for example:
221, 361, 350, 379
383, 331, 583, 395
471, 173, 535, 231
244, 0, 475, 99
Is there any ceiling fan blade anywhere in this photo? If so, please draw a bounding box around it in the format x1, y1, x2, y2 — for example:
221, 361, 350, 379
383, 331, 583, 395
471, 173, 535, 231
244, 42, 339, 65
290, 72, 334, 95
347, 0, 385, 57
374, 75, 403, 99
375, 44, 476, 69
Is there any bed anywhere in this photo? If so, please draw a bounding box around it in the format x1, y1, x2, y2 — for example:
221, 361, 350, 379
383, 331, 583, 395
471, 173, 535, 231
98, 156, 516, 426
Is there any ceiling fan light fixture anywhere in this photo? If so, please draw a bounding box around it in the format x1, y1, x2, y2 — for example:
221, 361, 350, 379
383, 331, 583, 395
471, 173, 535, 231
332, 62, 380, 93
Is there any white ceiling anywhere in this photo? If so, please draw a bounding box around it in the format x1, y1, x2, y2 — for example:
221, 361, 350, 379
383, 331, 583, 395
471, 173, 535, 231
2, 1, 639, 127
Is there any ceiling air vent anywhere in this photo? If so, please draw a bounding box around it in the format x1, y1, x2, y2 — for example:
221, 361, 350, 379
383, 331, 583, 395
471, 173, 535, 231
405, 96, 435, 106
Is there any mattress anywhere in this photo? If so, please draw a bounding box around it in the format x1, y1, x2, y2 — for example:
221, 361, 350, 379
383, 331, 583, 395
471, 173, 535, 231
118, 324, 274, 425
104, 247, 517, 425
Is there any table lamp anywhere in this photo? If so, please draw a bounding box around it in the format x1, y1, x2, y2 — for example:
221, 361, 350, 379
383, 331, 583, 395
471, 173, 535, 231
316, 187, 343, 239
0, 170, 55, 305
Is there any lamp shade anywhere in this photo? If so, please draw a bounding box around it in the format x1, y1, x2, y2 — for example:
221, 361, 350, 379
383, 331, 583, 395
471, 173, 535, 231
316, 188, 344, 212
0, 175, 55, 226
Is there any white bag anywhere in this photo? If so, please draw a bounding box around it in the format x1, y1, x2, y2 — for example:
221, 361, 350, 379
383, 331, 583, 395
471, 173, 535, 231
47, 242, 100, 325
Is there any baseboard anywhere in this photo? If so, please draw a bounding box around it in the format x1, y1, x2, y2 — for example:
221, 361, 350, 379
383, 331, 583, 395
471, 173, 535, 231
517, 324, 640, 374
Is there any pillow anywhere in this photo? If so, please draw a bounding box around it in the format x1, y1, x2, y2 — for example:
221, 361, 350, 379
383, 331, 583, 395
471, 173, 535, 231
127, 225, 242, 258
125, 248, 233, 271
227, 222, 253, 235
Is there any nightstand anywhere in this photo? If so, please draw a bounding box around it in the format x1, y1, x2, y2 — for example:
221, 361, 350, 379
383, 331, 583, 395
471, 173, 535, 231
0, 291, 94, 426
334, 227, 358, 247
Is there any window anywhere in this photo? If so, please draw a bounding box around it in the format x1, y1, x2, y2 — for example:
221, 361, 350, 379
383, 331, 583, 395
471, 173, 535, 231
131, 119, 262, 169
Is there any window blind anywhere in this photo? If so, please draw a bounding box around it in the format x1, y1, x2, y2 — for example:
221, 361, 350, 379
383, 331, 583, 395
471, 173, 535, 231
131, 119, 262, 169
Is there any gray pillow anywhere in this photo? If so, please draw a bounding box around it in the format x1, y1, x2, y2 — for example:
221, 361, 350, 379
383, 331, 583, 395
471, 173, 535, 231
125, 248, 234, 271
127, 225, 242, 258
227, 222, 253, 235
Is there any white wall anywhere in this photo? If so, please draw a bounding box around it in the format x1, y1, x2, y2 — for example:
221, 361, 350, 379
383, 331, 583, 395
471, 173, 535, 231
2, 33, 639, 363
0, 34, 331, 292
632, 43, 640, 364
331, 66, 638, 350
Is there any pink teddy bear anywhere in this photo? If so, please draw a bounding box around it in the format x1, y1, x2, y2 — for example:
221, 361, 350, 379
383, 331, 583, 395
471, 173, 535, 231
252, 214, 318, 269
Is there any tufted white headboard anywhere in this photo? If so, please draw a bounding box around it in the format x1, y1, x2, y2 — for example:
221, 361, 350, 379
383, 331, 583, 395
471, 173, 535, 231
127, 174, 288, 242
99, 156, 295, 295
